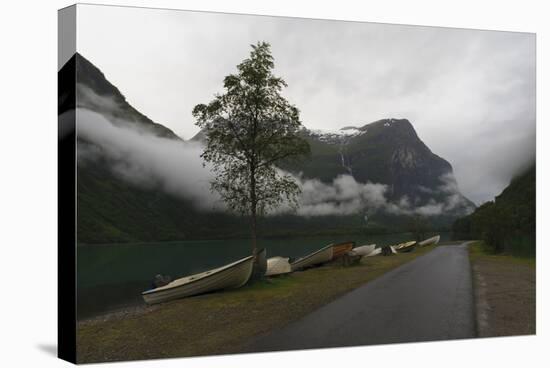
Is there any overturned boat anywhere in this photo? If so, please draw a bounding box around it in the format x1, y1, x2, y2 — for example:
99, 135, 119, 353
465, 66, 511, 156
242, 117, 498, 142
353, 244, 376, 257
332, 241, 355, 259
142, 255, 254, 304
290, 244, 334, 271
265, 256, 292, 277
394, 241, 417, 253
366, 247, 383, 257
418, 235, 441, 247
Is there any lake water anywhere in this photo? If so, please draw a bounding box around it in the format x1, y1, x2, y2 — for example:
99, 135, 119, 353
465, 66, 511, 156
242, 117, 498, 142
77, 233, 449, 319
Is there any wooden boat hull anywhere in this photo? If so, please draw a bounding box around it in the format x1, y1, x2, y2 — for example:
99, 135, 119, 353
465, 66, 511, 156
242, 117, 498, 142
291, 244, 334, 271
394, 241, 417, 253
332, 241, 355, 259
142, 255, 254, 304
354, 244, 376, 256
398, 246, 416, 253
265, 256, 292, 276
419, 235, 441, 247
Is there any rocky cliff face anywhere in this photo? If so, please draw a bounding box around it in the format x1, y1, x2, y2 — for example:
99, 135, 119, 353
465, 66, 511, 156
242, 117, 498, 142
284, 118, 474, 215
62, 53, 180, 140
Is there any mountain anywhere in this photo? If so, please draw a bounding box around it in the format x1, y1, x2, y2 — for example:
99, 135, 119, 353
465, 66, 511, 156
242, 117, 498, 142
60, 53, 180, 140
62, 54, 229, 243
194, 118, 474, 216
291, 119, 472, 209
452, 165, 535, 255
62, 54, 474, 244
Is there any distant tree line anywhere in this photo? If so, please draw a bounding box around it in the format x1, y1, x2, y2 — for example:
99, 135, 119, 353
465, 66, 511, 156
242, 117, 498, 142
452, 165, 535, 256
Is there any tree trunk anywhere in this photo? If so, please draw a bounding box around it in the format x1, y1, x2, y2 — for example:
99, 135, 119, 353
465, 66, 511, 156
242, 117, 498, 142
249, 167, 261, 280
249, 164, 258, 258
250, 206, 258, 258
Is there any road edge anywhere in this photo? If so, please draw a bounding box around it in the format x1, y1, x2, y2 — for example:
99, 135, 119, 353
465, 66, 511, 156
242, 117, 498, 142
465, 240, 485, 337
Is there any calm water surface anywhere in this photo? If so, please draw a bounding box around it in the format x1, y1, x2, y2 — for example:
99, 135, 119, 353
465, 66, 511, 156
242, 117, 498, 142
77, 233, 449, 319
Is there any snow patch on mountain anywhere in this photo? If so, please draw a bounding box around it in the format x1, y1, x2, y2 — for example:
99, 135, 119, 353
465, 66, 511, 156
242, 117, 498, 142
307, 126, 366, 144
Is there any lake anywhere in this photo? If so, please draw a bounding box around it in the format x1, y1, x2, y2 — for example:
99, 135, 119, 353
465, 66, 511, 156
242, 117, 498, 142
77, 233, 449, 319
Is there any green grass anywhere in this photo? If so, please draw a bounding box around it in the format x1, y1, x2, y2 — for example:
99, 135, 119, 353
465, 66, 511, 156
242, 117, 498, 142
77, 244, 437, 363
468, 240, 535, 267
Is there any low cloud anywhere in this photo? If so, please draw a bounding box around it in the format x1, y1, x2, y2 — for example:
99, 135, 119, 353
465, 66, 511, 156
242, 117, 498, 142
78, 7, 536, 204
289, 173, 473, 218
77, 86, 474, 218
291, 175, 387, 216
78, 107, 223, 211
385, 172, 474, 217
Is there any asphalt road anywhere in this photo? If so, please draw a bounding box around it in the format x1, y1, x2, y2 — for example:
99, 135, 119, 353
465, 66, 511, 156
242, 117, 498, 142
246, 242, 475, 352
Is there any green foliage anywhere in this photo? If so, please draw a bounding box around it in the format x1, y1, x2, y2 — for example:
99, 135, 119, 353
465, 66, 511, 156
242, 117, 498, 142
192, 42, 310, 252
77, 157, 246, 243
452, 165, 535, 256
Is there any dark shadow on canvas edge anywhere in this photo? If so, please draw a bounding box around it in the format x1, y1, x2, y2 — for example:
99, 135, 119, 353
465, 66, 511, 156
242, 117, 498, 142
36, 344, 57, 357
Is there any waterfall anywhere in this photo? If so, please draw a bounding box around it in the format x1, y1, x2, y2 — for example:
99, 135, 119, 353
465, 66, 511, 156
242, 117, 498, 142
338, 140, 353, 175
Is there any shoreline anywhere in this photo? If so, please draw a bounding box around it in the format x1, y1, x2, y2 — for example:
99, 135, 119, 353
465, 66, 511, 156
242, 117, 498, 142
78, 304, 158, 326
77, 244, 439, 363
76, 231, 449, 247
77, 233, 449, 320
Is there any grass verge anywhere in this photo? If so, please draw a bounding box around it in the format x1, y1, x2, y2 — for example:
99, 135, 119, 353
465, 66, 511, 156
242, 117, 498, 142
468, 241, 535, 337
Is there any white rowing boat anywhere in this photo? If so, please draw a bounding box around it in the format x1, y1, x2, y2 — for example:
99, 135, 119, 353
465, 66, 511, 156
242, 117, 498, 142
332, 241, 355, 259
354, 244, 376, 256
265, 256, 292, 276
290, 244, 334, 271
394, 241, 417, 253
366, 247, 382, 257
418, 235, 441, 247
142, 255, 254, 304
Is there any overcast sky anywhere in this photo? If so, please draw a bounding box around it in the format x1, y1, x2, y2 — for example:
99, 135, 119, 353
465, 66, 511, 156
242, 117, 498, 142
77, 4, 535, 204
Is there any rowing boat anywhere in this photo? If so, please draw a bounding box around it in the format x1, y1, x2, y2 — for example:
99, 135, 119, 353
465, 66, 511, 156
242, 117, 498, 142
290, 244, 334, 271
394, 241, 417, 253
332, 241, 355, 259
366, 247, 382, 257
142, 255, 254, 304
265, 256, 292, 276
353, 244, 376, 256
418, 235, 441, 247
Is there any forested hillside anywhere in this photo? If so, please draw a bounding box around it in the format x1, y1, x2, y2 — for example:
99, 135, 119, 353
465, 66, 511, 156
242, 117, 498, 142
453, 165, 535, 256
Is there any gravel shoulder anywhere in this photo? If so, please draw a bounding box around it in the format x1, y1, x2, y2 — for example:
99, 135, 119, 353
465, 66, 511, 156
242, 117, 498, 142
469, 242, 536, 337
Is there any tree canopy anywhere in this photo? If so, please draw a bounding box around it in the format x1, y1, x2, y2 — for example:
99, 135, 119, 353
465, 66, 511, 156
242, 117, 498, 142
193, 41, 310, 255
452, 165, 535, 256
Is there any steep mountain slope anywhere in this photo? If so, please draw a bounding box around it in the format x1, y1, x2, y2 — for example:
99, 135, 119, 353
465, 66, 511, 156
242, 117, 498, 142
284, 119, 474, 213
193, 118, 474, 214
60, 54, 219, 242
63, 53, 180, 140
452, 165, 535, 255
